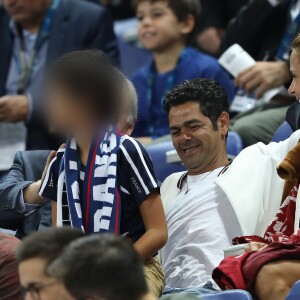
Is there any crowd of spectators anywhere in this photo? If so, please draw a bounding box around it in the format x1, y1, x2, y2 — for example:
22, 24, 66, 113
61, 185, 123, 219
1, 0, 300, 300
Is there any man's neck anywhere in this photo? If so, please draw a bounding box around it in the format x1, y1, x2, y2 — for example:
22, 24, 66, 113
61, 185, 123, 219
188, 154, 229, 176
153, 42, 185, 74
19, 0, 52, 33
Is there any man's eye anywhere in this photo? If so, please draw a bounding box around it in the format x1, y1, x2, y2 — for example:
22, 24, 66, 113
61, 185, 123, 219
171, 130, 180, 136
152, 11, 164, 17
137, 15, 144, 21
190, 125, 200, 130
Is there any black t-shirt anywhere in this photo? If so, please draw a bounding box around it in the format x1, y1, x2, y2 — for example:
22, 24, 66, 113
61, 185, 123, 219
39, 136, 159, 243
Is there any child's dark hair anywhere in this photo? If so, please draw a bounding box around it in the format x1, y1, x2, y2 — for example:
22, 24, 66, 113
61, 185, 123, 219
48, 50, 123, 123
134, 0, 201, 41
163, 78, 229, 131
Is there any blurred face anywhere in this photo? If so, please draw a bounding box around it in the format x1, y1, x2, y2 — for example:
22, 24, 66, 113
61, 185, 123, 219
136, 1, 191, 51
289, 50, 300, 102
2, 0, 50, 26
19, 258, 74, 300
169, 101, 228, 175
46, 83, 96, 137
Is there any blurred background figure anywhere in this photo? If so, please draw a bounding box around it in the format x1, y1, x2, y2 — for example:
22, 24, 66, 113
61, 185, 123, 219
0, 0, 119, 178
86, 0, 135, 20
0, 234, 23, 300
197, 0, 249, 56
221, 0, 299, 147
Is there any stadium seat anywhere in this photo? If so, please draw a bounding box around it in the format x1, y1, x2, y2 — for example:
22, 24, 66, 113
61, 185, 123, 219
146, 141, 186, 183
286, 280, 300, 300
201, 290, 253, 300
117, 35, 152, 76
226, 131, 244, 158
272, 121, 293, 142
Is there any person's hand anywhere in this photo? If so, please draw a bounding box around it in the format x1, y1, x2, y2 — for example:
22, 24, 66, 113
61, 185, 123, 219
235, 61, 290, 99
197, 27, 224, 56
245, 242, 268, 253
0, 95, 29, 122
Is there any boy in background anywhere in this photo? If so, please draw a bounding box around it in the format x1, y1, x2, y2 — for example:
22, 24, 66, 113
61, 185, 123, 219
131, 0, 235, 141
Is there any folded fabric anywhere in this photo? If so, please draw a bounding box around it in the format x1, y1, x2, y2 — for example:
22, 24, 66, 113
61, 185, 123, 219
213, 239, 300, 290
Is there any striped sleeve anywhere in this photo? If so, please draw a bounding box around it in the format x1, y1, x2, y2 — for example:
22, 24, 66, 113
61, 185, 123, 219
38, 154, 60, 201
119, 137, 159, 206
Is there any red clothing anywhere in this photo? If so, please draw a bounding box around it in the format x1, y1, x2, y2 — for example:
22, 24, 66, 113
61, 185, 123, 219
0, 234, 23, 300
213, 184, 300, 290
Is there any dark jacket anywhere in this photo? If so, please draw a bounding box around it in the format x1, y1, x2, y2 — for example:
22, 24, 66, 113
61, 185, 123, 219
199, 0, 249, 32
0, 150, 51, 239
220, 0, 292, 61
0, 0, 119, 150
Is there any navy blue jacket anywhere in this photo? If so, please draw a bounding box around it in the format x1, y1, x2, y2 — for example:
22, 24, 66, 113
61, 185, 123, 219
0, 0, 119, 150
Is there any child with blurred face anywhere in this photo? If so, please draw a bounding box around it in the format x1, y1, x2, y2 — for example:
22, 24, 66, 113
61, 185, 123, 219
39, 50, 168, 297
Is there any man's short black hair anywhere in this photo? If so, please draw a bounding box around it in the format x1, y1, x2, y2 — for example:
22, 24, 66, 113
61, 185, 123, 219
163, 78, 229, 130
16, 227, 84, 274
48, 50, 123, 123
49, 235, 148, 300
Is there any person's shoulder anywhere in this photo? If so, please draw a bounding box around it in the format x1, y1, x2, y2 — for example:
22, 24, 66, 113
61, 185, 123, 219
182, 47, 221, 68
120, 135, 147, 155
60, 0, 109, 20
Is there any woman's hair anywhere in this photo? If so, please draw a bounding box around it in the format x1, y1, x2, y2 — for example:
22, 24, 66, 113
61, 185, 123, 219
292, 33, 300, 58
48, 50, 123, 123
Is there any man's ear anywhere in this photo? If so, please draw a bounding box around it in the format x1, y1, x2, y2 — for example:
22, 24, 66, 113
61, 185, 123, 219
180, 14, 195, 36
218, 111, 230, 137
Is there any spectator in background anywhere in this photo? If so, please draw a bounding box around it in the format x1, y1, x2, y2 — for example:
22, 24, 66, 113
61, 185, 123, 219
131, 0, 235, 143
49, 234, 201, 300
0, 74, 139, 239
197, 0, 249, 56
17, 228, 84, 300
0, 234, 23, 300
221, 0, 298, 147
86, 0, 134, 20
0, 0, 119, 177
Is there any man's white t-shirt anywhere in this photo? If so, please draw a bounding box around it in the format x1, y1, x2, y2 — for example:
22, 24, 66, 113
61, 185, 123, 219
160, 167, 242, 289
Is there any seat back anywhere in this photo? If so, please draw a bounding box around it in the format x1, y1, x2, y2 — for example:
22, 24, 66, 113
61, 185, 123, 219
272, 121, 293, 143
286, 280, 300, 300
227, 131, 244, 158
201, 290, 253, 300
146, 141, 186, 183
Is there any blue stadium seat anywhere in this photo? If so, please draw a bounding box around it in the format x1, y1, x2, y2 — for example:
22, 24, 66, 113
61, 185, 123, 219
286, 280, 300, 300
146, 141, 186, 183
227, 131, 244, 157
272, 121, 293, 142
117, 36, 152, 77
201, 290, 253, 300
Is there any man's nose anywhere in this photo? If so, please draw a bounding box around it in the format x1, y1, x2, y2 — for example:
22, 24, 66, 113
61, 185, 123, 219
288, 81, 295, 95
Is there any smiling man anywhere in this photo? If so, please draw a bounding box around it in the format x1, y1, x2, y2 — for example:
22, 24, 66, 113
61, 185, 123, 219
160, 79, 242, 294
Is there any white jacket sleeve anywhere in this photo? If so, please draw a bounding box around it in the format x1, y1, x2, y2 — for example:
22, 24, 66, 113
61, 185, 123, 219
216, 130, 300, 236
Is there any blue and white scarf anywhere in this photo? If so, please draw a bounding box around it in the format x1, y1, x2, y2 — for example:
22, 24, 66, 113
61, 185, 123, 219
56, 127, 122, 234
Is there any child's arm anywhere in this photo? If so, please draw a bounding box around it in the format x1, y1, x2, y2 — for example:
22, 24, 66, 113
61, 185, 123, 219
134, 190, 168, 262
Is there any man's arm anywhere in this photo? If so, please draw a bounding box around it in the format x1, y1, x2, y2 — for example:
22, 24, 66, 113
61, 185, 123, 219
0, 151, 34, 213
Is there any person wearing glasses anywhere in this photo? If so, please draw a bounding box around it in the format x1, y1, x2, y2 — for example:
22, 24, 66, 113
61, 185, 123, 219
16, 227, 84, 300
48, 233, 201, 300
